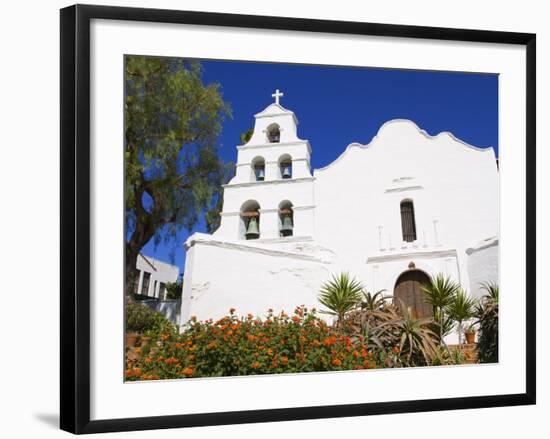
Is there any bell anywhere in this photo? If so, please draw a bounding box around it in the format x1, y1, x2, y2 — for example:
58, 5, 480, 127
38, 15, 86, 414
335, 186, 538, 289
245, 217, 260, 239
280, 215, 293, 237
255, 167, 265, 181
282, 165, 291, 179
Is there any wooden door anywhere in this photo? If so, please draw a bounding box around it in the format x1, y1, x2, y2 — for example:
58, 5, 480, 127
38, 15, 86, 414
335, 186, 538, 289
394, 270, 432, 319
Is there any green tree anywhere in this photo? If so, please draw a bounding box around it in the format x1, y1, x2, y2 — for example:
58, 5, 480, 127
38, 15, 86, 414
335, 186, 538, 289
165, 279, 183, 300
239, 127, 254, 144
124, 56, 231, 295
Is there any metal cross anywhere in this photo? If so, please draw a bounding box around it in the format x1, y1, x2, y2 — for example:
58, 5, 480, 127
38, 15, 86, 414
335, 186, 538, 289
271, 89, 284, 105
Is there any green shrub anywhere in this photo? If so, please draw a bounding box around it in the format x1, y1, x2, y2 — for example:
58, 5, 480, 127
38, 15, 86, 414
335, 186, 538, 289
475, 283, 499, 363
125, 307, 382, 380
125, 301, 175, 335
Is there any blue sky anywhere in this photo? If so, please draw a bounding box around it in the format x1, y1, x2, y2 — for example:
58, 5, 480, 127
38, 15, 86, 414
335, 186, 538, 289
140, 59, 498, 275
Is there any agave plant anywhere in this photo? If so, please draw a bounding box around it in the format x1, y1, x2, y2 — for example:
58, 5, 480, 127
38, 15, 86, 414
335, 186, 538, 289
318, 272, 364, 327
447, 289, 477, 345
377, 305, 439, 366
346, 302, 399, 350
422, 274, 461, 345
360, 289, 389, 311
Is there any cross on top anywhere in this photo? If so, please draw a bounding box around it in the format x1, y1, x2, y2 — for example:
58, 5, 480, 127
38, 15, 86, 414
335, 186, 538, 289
271, 89, 284, 105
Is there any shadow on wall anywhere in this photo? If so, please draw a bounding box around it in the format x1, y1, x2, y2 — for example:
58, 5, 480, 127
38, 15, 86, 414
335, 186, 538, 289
141, 299, 181, 325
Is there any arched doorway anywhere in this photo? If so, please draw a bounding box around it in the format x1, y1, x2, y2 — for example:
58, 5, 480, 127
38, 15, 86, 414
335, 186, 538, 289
393, 270, 432, 319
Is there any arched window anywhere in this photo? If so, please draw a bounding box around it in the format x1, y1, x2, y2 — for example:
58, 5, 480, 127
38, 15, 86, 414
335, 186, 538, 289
278, 154, 292, 179
400, 199, 417, 242
251, 156, 265, 182
267, 124, 280, 143
240, 200, 260, 240
278, 200, 294, 237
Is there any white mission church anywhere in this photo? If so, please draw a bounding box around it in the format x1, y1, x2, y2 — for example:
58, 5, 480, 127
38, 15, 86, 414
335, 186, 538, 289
180, 90, 499, 328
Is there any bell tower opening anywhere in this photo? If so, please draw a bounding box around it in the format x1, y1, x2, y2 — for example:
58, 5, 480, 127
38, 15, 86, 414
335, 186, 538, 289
278, 154, 293, 179
278, 200, 294, 237
267, 123, 280, 143
251, 156, 265, 181
240, 200, 261, 240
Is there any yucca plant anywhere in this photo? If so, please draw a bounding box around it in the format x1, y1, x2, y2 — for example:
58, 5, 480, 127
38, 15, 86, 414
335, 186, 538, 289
447, 289, 477, 345
318, 272, 364, 328
422, 274, 461, 345
475, 282, 499, 363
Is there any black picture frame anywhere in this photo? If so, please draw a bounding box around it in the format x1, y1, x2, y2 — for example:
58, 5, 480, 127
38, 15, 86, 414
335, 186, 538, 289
60, 4, 536, 434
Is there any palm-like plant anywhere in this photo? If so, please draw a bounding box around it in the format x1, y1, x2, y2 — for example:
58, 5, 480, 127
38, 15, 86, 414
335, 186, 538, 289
447, 289, 477, 345
318, 272, 364, 327
422, 274, 461, 345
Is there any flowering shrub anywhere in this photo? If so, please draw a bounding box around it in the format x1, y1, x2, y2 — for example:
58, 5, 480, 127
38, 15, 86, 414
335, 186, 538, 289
125, 306, 386, 381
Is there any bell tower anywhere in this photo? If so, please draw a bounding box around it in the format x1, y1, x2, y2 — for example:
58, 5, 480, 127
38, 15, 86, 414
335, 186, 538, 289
214, 90, 316, 241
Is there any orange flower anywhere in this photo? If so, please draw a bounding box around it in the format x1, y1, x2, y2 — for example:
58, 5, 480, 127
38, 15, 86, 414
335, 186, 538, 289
226, 330, 233, 336
352, 350, 359, 358
251, 361, 261, 369
323, 336, 337, 347
161, 333, 170, 341
134, 347, 142, 355
280, 356, 289, 365
207, 341, 217, 349
181, 367, 194, 377
363, 360, 371, 369
392, 346, 400, 354
165, 357, 179, 366
174, 342, 185, 349
292, 316, 301, 324
267, 348, 273, 356
247, 334, 257, 342
142, 374, 160, 380
144, 357, 153, 364
332, 358, 342, 367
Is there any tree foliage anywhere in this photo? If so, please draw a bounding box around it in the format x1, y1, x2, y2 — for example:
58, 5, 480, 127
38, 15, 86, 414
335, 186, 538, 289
124, 56, 231, 293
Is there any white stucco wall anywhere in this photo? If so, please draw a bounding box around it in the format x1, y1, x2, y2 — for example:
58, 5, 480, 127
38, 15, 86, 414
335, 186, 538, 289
181, 104, 499, 331
181, 235, 333, 324
466, 237, 499, 299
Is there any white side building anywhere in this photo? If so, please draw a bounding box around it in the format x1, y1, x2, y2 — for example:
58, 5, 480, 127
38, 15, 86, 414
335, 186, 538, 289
180, 91, 499, 329
134, 253, 179, 300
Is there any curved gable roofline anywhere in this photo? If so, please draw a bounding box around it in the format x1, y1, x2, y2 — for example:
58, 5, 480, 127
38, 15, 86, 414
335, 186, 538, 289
254, 103, 299, 125
315, 119, 494, 174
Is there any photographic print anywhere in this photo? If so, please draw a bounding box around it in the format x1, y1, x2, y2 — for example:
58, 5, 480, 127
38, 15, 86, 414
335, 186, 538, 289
123, 56, 500, 381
